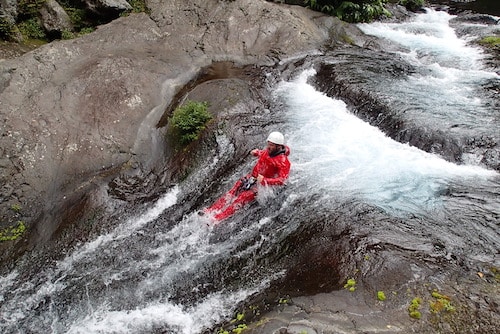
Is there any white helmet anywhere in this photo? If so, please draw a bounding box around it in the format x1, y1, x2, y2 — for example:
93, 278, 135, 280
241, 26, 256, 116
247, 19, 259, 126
267, 131, 285, 145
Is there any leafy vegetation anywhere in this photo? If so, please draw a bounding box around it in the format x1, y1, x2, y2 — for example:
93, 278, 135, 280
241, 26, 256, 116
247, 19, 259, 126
343, 278, 357, 291
408, 297, 422, 319
18, 18, 46, 40
10, 203, 22, 213
479, 36, 500, 48
1, 0, 148, 42
0, 221, 26, 242
303, 0, 391, 23
168, 100, 212, 149
127, 0, 150, 14
430, 290, 455, 313
18, 0, 47, 19
0, 17, 16, 40
377, 290, 386, 301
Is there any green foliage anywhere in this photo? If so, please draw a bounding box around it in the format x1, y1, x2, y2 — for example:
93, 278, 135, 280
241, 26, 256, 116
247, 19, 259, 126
232, 323, 247, 333
430, 290, 455, 313
304, 0, 391, 23
18, 18, 47, 40
408, 297, 422, 319
61, 27, 94, 40
234, 312, 245, 322
398, 0, 425, 12
79, 27, 95, 35
344, 278, 356, 292
1, 0, 47, 41
278, 297, 290, 304
127, 0, 149, 14
0, 221, 26, 242
0, 17, 16, 40
479, 36, 500, 48
18, 0, 46, 18
61, 30, 75, 40
1, 0, 149, 43
64, 7, 88, 30
377, 290, 386, 301
10, 203, 22, 213
168, 100, 212, 148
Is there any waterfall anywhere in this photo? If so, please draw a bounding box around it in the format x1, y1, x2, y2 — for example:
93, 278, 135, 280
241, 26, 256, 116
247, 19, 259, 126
1, 8, 499, 334
276, 68, 497, 216
357, 9, 499, 132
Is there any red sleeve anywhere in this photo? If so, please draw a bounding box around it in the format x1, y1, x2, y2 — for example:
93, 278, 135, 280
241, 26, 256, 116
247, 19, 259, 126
252, 149, 265, 157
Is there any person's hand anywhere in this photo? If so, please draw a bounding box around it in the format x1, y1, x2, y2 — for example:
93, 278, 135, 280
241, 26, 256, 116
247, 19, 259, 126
251, 149, 259, 155
257, 174, 264, 184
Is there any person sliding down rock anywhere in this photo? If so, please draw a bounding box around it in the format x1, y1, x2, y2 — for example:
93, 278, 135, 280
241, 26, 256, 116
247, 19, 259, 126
202, 131, 291, 222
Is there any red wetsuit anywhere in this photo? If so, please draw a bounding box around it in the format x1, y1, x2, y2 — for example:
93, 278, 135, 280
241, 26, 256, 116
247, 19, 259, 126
206, 146, 291, 221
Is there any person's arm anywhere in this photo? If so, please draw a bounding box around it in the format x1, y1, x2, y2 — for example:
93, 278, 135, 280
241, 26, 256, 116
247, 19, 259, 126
251, 149, 264, 157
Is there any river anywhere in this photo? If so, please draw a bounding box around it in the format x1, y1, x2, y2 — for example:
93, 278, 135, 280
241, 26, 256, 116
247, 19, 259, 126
0, 7, 499, 334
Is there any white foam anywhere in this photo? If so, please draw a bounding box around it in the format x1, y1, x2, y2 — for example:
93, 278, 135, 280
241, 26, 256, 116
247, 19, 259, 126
275, 69, 498, 214
358, 8, 485, 69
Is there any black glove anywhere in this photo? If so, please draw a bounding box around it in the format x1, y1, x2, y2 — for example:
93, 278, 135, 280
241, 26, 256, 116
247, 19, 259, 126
241, 177, 257, 190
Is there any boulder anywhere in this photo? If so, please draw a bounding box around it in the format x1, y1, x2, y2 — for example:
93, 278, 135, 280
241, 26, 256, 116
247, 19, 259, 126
0, 0, 356, 265
83, 0, 132, 13
40, 0, 73, 34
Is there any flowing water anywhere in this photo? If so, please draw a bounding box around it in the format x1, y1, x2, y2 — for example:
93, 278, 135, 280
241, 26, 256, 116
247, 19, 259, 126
357, 9, 499, 135
1, 8, 499, 334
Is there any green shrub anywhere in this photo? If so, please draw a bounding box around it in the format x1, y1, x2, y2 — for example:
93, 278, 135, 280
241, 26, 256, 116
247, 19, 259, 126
0, 17, 15, 40
18, 0, 46, 18
127, 0, 149, 13
61, 29, 75, 40
169, 100, 212, 148
78, 27, 95, 35
18, 18, 46, 40
65, 7, 87, 29
304, 0, 391, 23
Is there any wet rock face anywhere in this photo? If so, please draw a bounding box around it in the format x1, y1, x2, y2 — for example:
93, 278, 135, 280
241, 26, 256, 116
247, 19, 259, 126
0, 0, 338, 264
1, 2, 499, 333
311, 53, 499, 172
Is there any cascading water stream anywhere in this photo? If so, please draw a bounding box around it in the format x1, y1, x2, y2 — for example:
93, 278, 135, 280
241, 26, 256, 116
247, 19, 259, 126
276, 68, 497, 216
356, 9, 499, 133
1, 8, 499, 334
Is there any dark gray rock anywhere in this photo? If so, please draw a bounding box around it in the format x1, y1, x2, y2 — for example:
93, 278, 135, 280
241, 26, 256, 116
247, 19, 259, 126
0, 0, 354, 265
82, 0, 132, 13
40, 0, 73, 34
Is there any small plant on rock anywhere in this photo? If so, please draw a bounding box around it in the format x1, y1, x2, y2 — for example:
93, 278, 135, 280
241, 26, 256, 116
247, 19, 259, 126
10, 203, 22, 213
479, 36, 500, 48
344, 278, 357, 292
168, 100, 212, 149
377, 290, 386, 301
430, 290, 455, 313
408, 297, 422, 319
0, 221, 26, 242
